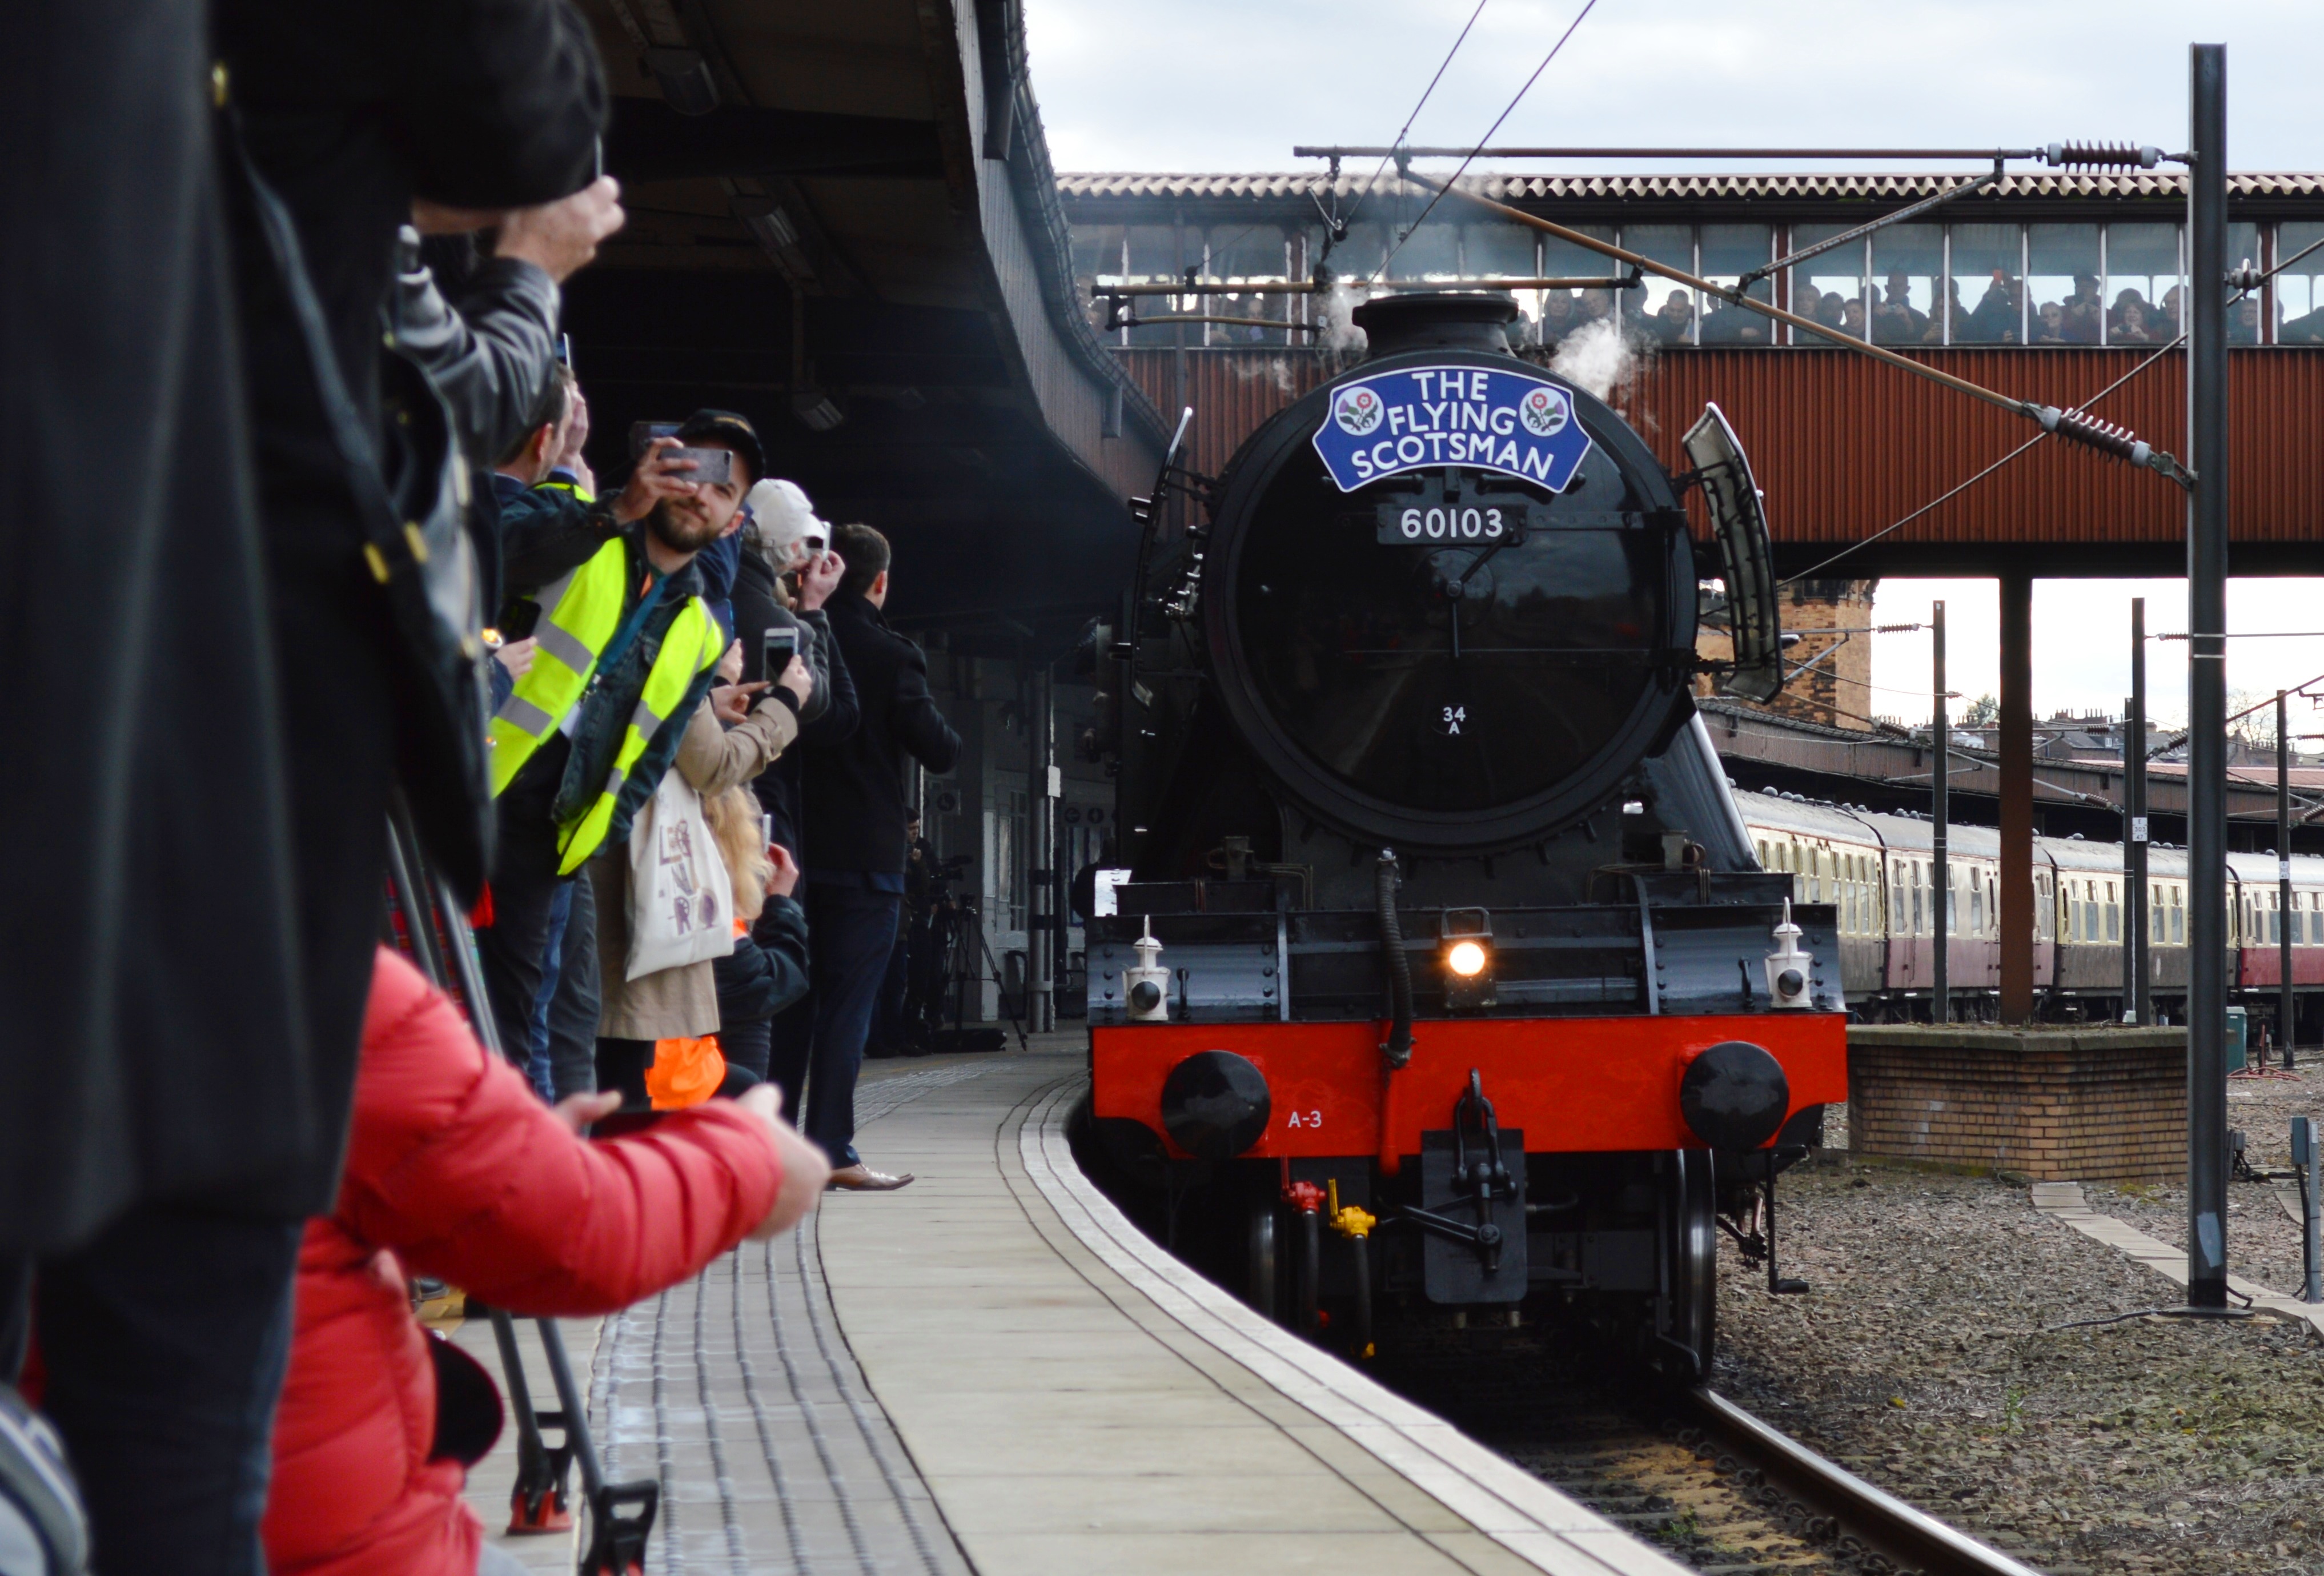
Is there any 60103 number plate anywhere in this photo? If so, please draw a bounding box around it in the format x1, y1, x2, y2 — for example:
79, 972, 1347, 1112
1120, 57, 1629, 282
1369, 468, 1555, 544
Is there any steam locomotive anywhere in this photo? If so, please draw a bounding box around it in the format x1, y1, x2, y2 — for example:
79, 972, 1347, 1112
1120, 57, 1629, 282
1079, 292, 1844, 1379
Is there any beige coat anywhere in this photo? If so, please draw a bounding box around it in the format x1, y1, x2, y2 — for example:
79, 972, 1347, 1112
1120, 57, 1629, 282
590, 697, 797, 1040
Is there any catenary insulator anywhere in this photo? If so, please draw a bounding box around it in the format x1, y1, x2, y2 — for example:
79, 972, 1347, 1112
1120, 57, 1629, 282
2042, 141, 2163, 170
2037, 404, 2148, 464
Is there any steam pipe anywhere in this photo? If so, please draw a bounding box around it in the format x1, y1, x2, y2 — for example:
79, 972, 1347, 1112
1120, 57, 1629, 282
1376, 851, 1414, 1070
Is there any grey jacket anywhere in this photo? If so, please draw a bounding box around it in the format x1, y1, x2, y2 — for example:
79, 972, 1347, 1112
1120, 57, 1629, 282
386, 224, 561, 463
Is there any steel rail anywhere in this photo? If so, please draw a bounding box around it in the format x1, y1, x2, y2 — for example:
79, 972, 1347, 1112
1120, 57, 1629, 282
1684, 1387, 2046, 1576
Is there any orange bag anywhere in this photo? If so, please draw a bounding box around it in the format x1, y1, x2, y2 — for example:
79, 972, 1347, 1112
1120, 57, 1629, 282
644, 1034, 727, 1110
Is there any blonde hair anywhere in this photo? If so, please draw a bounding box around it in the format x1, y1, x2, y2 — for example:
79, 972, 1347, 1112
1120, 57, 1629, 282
703, 787, 773, 923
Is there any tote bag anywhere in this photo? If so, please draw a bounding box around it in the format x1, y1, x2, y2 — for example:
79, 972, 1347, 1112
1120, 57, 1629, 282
625, 769, 736, 981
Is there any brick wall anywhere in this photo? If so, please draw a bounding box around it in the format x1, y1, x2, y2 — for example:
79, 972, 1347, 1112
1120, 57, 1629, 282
1845, 1025, 2187, 1183
1696, 577, 1877, 730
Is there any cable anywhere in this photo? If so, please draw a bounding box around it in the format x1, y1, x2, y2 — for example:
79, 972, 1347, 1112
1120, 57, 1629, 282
2041, 1308, 2176, 1332
1336, 0, 1494, 241
1371, 0, 1600, 284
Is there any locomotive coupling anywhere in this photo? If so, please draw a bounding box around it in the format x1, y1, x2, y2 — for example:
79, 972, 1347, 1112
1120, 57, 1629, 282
1763, 898, 1816, 1010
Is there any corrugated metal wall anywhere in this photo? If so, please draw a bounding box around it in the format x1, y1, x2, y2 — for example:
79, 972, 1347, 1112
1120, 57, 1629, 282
1117, 347, 2324, 552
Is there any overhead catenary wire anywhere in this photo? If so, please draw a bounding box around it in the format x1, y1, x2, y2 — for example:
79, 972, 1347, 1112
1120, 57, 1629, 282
1371, 0, 1600, 284
1335, 0, 1494, 241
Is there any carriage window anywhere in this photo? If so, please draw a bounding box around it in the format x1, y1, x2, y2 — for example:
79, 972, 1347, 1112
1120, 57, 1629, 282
1204, 224, 1293, 346
2280, 221, 2324, 344
1970, 881, 1984, 935
2106, 880, 2120, 942
2105, 222, 2178, 346
1871, 223, 1943, 345
1624, 224, 1697, 346
1950, 222, 2024, 344
1538, 226, 1619, 349
1699, 224, 1776, 345
1789, 223, 1866, 344
2028, 223, 2102, 345
2173, 888, 2185, 944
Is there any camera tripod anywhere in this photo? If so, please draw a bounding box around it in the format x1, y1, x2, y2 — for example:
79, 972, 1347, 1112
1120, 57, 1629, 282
920, 893, 1027, 1051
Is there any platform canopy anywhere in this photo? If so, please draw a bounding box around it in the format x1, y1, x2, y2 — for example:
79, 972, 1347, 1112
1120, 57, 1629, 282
564, 0, 1169, 647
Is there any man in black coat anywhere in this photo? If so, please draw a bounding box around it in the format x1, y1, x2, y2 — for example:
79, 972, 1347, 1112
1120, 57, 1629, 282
789, 524, 961, 1188
0, 5, 608, 1570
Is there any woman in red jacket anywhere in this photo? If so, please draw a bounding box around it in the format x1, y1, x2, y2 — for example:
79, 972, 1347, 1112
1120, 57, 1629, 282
261, 947, 828, 1576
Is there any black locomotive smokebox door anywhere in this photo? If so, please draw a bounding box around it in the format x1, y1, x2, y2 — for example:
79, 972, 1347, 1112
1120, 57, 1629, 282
1159, 1051, 1271, 1160
1679, 1041, 1791, 1151
1419, 1129, 1528, 1304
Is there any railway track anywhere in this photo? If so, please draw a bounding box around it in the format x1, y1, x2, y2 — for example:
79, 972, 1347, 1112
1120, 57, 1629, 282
1370, 1325, 2042, 1576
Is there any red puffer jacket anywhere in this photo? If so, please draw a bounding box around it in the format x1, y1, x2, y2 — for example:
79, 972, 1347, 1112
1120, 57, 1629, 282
262, 947, 782, 1576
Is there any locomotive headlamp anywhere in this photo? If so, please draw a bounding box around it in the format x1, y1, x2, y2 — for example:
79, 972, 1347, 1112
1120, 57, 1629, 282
1439, 908, 1496, 1010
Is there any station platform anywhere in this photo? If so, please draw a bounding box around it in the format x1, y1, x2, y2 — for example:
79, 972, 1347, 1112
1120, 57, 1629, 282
449, 1040, 1685, 1575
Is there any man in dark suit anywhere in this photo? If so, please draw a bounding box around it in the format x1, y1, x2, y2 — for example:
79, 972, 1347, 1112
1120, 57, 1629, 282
790, 524, 961, 1188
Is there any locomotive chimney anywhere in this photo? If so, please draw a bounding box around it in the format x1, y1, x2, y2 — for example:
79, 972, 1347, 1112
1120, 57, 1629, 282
1351, 290, 1519, 358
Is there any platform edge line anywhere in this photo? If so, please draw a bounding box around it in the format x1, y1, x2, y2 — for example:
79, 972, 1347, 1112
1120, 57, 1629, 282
1018, 1078, 1692, 1576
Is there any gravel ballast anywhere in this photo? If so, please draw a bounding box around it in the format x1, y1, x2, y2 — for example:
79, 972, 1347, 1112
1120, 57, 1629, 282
1716, 1090, 2324, 1576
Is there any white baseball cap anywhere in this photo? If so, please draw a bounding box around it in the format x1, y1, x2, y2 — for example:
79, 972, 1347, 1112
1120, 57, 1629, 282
743, 478, 830, 564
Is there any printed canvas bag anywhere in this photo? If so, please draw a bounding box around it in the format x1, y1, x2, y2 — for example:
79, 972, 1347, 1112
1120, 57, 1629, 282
625, 768, 736, 981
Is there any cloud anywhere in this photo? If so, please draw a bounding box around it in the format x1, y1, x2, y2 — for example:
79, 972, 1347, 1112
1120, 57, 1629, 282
1025, 0, 2322, 174
1870, 579, 2324, 732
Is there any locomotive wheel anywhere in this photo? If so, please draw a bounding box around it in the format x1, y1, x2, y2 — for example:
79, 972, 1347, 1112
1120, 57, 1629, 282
1246, 1200, 1280, 1321
1655, 1149, 1719, 1383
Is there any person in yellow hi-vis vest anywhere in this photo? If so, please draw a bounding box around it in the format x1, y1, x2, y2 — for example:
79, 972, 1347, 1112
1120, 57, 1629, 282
474, 409, 810, 1079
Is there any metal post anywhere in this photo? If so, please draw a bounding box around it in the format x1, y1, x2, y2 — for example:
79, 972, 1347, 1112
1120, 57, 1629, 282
2185, 41, 2231, 1309
1999, 572, 2036, 1022
1033, 663, 1056, 1033
1932, 601, 1949, 1024
2128, 599, 2150, 1025
2281, 690, 2295, 1068
2297, 1117, 2322, 1302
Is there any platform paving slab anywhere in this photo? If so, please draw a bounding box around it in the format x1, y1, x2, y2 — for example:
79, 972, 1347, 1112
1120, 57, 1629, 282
819, 1046, 1692, 1576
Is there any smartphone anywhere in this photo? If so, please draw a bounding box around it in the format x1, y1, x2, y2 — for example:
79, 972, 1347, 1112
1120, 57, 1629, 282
627, 420, 681, 459
761, 625, 798, 685
667, 446, 732, 486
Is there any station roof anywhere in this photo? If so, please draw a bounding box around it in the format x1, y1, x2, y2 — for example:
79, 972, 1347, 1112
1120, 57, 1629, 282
557, 0, 1169, 645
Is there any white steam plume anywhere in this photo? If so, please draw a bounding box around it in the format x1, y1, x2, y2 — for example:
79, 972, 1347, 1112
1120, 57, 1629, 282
1547, 317, 1632, 402
1320, 279, 1369, 356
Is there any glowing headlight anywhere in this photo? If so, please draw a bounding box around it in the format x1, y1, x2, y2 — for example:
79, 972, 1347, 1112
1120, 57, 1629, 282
1446, 940, 1489, 978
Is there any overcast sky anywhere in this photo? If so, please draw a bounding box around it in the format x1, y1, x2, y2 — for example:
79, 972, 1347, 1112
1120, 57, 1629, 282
1024, 1, 2323, 173
1024, 0, 2324, 724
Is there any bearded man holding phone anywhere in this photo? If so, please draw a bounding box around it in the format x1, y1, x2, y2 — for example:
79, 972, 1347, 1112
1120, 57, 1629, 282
476, 411, 810, 1076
